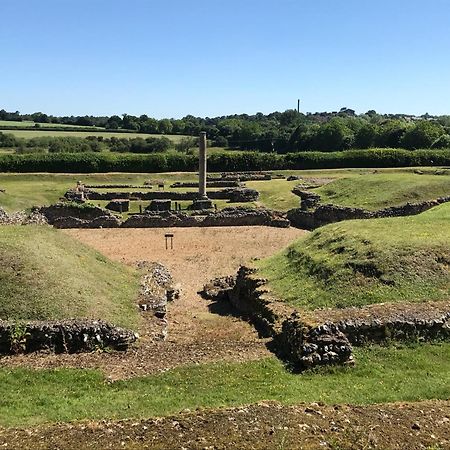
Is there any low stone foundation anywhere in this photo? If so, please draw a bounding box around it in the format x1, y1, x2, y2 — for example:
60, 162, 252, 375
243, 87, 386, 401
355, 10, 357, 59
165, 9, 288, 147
0, 320, 137, 355
137, 261, 180, 341
288, 195, 450, 230
147, 199, 172, 212
105, 199, 130, 212
203, 266, 450, 369
39, 204, 290, 229
69, 187, 260, 203
170, 181, 241, 188
207, 171, 284, 182
123, 208, 289, 228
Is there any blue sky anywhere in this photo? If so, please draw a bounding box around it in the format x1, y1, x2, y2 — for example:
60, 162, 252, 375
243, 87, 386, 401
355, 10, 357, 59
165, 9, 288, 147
1, 0, 450, 118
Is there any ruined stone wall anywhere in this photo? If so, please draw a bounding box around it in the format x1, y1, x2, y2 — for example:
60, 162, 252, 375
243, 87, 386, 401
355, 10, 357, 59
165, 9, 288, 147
209, 266, 450, 370
170, 181, 241, 188
39, 204, 289, 229
122, 208, 289, 229
288, 195, 450, 230
79, 187, 259, 202
0, 320, 137, 355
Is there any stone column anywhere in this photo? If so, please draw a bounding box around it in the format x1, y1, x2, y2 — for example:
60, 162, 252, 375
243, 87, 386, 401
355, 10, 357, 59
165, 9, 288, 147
199, 131, 207, 199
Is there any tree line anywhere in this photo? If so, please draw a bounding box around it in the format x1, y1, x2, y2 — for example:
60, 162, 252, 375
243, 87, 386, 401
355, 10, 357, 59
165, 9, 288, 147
2, 107, 450, 152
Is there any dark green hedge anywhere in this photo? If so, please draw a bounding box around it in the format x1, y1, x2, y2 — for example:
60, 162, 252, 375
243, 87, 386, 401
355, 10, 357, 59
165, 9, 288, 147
0, 149, 448, 173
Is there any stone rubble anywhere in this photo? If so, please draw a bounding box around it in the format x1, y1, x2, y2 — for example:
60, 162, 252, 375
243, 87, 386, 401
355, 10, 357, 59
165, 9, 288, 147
203, 265, 450, 369
0, 319, 137, 355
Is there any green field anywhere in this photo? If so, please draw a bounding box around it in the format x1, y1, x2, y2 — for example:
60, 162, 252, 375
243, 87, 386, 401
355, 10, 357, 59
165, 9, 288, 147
257, 202, 450, 309
0, 120, 103, 129
0, 225, 140, 330
0, 343, 448, 427
1, 128, 189, 141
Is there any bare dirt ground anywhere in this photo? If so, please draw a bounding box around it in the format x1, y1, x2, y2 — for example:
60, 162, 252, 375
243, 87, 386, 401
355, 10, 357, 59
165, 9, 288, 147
1, 400, 449, 449
0, 226, 305, 379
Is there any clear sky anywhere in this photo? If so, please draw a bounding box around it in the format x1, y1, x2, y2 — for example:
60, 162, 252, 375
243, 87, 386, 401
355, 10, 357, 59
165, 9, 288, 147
1, 0, 450, 118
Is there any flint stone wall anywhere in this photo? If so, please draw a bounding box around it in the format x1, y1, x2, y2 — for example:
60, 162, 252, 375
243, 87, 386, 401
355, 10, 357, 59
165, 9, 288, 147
170, 181, 241, 188
77, 187, 259, 202
207, 266, 450, 369
43, 205, 289, 229
106, 199, 130, 212
123, 208, 289, 228
39, 204, 109, 222
85, 184, 153, 189
288, 195, 450, 230
207, 172, 285, 182
0, 320, 137, 355
146, 199, 172, 212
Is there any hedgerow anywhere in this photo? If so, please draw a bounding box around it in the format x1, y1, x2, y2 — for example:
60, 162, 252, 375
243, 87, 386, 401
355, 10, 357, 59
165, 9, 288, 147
0, 149, 448, 173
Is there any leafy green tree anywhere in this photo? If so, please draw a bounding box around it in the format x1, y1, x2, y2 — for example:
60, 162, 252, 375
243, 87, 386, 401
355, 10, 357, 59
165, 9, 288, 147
158, 119, 173, 134
400, 121, 445, 149
106, 115, 123, 129
355, 123, 379, 148
175, 137, 197, 153
377, 120, 410, 147
314, 118, 355, 151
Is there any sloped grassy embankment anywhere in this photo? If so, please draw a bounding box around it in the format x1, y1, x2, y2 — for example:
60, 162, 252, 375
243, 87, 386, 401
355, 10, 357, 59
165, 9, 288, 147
314, 171, 450, 211
257, 202, 450, 309
0, 225, 140, 330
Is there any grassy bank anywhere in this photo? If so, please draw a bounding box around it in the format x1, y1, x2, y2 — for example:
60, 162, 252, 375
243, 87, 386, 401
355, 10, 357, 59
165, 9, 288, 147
0, 343, 448, 427
0, 226, 140, 329
257, 203, 450, 309
316, 171, 450, 210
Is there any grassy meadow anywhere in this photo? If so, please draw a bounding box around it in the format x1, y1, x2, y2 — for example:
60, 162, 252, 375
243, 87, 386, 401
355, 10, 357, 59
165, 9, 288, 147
2, 128, 189, 141
0, 120, 103, 129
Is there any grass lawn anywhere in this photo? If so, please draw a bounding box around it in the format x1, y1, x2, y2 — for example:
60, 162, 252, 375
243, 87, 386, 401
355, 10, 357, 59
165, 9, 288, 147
0, 343, 448, 427
0, 225, 140, 330
248, 178, 302, 210
257, 202, 450, 309
315, 171, 450, 210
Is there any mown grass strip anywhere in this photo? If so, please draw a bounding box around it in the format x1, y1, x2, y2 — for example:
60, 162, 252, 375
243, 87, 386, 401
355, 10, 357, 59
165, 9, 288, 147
0, 343, 449, 427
